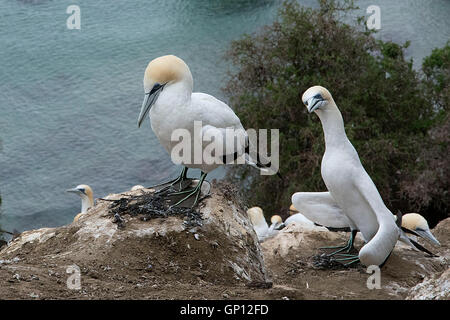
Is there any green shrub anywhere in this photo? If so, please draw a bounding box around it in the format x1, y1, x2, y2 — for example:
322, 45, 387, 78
224, 0, 448, 225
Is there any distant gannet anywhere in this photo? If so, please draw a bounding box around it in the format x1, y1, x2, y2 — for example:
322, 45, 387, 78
137, 55, 279, 208
131, 185, 145, 191
269, 215, 283, 232
247, 207, 270, 241
66, 184, 94, 222
302, 86, 400, 266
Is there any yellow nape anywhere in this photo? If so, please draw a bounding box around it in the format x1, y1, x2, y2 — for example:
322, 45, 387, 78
247, 207, 265, 225
289, 204, 299, 215
402, 213, 429, 231
144, 55, 190, 87
270, 215, 283, 224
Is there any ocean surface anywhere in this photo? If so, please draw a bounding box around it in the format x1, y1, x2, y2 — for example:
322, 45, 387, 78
0, 0, 449, 233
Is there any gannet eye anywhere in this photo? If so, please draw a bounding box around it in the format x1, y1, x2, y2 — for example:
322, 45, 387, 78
78, 188, 86, 194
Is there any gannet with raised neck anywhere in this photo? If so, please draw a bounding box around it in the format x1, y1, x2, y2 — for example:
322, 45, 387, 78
302, 86, 400, 266
66, 184, 94, 222
137, 55, 278, 208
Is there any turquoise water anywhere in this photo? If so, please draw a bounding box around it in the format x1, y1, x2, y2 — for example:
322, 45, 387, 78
0, 0, 449, 233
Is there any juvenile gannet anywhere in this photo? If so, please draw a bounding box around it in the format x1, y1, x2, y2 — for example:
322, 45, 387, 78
137, 55, 278, 208
247, 207, 270, 241
302, 86, 400, 266
66, 184, 94, 222
402, 213, 440, 246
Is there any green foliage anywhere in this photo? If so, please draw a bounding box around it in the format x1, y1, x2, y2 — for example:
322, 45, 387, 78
224, 0, 448, 224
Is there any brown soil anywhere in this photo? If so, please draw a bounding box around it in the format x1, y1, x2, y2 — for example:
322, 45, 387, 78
0, 184, 448, 300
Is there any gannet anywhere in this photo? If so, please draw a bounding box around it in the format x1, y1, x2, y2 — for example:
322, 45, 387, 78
269, 215, 283, 232
137, 55, 278, 208
302, 86, 400, 266
402, 213, 440, 246
292, 192, 439, 252
247, 207, 270, 241
131, 185, 145, 191
66, 184, 94, 222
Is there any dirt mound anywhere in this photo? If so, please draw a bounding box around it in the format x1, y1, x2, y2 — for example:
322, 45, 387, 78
0, 183, 269, 299
0, 183, 448, 300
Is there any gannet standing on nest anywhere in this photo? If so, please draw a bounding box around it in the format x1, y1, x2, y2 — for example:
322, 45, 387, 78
66, 184, 94, 222
137, 55, 279, 208
302, 86, 400, 266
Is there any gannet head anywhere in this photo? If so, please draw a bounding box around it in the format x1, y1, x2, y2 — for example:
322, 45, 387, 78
269, 215, 283, 230
247, 207, 266, 226
138, 55, 193, 127
66, 184, 94, 213
289, 204, 299, 215
402, 213, 440, 246
302, 86, 334, 113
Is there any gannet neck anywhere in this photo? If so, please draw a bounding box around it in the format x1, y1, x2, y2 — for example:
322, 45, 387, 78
80, 194, 93, 213
315, 103, 349, 148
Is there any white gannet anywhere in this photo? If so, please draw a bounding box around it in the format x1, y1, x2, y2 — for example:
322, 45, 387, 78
401, 213, 440, 246
131, 185, 145, 191
247, 207, 270, 241
269, 215, 283, 232
292, 192, 439, 253
137, 55, 279, 208
66, 184, 94, 222
301, 86, 400, 266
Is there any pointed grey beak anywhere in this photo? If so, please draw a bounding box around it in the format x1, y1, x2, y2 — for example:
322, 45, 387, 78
66, 188, 82, 195
307, 97, 323, 113
137, 84, 164, 128
415, 229, 440, 246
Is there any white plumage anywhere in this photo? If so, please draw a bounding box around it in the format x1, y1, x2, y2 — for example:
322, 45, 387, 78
301, 86, 400, 266
138, 55, 254, 174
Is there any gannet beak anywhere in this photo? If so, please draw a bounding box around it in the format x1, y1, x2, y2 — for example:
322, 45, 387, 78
137, 84, 165, 128
415, 229, 440, 246
307, 97, 323, 113
66, 188, 83, 195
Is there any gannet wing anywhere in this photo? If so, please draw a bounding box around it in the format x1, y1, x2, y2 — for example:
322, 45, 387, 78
284, 213, 315, 227
291, 192, 350, 228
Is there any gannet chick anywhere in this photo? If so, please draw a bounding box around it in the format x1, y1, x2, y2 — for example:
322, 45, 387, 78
66, 184, 94, 222
131, 185, 145, 191
247, 207, 270, 241
402, 213, 440, 246
302, 86, 400, 266
137, 55, 279, 208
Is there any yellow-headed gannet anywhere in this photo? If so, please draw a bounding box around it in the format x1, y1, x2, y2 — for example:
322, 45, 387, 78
292, 192, 439, 254
269, 215, 283, 232
402, 213, 440, 246
247, 207, 270, 241
66, 184, 94, 222
302, 86, 399, 266
137, 55, 279, 208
